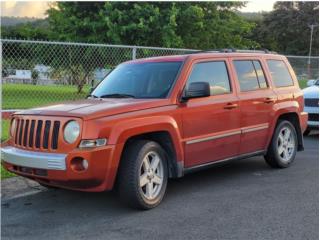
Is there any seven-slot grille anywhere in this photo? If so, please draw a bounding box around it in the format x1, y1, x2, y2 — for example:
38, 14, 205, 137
13, 118, 61, 150
304, 98, 319, 107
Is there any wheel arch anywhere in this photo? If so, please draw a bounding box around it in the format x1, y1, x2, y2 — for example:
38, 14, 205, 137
106, 116, 184, 190
121, 131, 183, 178
270, 110, 304, 151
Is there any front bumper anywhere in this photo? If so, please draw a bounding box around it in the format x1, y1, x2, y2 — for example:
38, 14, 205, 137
1, 145, 116, 192
1, 147, 66, 170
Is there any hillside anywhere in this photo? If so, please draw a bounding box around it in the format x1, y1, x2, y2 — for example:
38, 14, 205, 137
1, 16, 41, 26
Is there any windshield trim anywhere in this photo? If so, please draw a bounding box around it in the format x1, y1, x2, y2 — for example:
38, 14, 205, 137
164, 59, 186, 98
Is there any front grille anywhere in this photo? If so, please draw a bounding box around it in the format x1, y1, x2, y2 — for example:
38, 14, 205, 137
305, 98, 319, 107
13, 118, 60, 150
309, 114, 319, 122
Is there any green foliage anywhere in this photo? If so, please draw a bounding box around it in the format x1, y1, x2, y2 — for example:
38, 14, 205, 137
250, 2, 319, 55
46, 2, 255, 49
1, 19, 51, 40
1, 2, 319, 55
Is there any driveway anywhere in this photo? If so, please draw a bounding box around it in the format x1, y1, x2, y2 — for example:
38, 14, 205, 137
2, 134, 318, 240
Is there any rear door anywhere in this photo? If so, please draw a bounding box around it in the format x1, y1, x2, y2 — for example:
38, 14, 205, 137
231, 58, 276, 154
181, 58, 241, 168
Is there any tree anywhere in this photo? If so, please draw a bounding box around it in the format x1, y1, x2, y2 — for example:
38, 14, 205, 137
31, 69, 39, 85
43, 2, 258, 93
250, 1, 319, 55
1, 19, 51, 40
46, 2, 257, 49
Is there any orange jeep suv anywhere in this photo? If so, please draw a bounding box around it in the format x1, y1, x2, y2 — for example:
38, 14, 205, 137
2, 50, 308, 209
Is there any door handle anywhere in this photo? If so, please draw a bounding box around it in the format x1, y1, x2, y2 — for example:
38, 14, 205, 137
264, 97, 276, 104
224, 103, 238, 110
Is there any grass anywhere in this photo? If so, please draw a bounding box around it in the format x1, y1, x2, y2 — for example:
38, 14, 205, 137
2, 119, 9, 142
1, 166, 15, 179
3, 84, 90, 109
1, 120, 15, 179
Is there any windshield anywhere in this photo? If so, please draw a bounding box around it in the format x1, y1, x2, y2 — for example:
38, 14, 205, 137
91, 61, 182, 99
315, 80, 319, 86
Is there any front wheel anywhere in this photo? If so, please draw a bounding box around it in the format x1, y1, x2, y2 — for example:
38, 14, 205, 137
117, 140, 168, 210
264, 120, 298, 168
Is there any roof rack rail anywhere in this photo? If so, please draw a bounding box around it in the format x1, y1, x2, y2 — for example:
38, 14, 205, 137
188, 49, 277, 54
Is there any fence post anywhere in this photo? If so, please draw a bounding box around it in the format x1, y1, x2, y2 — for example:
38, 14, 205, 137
132, 47, 137, 60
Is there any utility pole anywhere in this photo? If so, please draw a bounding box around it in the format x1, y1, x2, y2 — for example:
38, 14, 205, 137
307, 24, 317, 79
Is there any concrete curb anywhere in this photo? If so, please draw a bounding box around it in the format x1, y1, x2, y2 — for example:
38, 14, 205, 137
1, 176, 45, 201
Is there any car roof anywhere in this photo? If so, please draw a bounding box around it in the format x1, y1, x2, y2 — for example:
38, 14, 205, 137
124, 52, 283, 64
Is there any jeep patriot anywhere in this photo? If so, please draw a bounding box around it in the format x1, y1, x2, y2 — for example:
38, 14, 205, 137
2, 50, 308, 209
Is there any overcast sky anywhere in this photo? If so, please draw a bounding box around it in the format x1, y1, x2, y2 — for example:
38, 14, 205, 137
1, 1, 277, 18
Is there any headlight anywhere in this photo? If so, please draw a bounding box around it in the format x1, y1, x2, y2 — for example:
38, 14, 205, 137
64, 121, 80, 144
10, 119, 16, 136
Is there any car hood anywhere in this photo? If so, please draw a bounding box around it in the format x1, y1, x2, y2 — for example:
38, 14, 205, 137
15, 98, 172, 120
303, 85, 319, 99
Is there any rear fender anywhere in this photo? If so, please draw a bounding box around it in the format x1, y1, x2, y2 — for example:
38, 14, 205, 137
266, 101, 303, 150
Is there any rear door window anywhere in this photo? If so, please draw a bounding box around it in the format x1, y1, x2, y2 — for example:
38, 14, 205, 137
267, 60, 294, 87
233, 60, 267, 91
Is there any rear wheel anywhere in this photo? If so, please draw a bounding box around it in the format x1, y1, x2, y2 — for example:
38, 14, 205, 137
265, 120, 298, 168
117, 140, 168, 210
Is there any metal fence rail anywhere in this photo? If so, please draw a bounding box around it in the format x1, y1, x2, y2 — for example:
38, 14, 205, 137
1, 39, 319, 110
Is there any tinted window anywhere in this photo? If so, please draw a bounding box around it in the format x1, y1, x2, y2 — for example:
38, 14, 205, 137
267, 60, 293, 87
253, 61, 267, 88
92, 61, 182, 98
187, 61, 231, 95
234, 60, 267, 91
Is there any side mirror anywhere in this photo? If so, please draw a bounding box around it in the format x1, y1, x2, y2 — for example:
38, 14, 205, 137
182, 82, 210, 101
307, 79, 316, 87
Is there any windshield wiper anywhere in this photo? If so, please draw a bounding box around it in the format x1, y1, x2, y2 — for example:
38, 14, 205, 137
87, 94, 100, 99
99, 93, 136, 98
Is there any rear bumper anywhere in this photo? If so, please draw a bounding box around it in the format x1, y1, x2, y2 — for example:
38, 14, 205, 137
2, 145, 117, 192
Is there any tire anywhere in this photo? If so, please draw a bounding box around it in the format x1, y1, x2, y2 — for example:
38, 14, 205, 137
303, 129, 311, 136
264, 120, 298, 168
117, 140, 168, 210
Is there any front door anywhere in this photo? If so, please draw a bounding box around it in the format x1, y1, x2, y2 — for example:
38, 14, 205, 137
181, 59, 241, 168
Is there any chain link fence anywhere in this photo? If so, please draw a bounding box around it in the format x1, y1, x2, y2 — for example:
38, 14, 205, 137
1, 39, 319, 110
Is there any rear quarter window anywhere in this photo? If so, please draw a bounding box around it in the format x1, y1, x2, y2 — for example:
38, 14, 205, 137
267, 60, 294, 87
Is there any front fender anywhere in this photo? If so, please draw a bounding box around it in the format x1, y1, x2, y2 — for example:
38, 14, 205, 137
98, 115, 184, 190
108, 115, 183, 161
